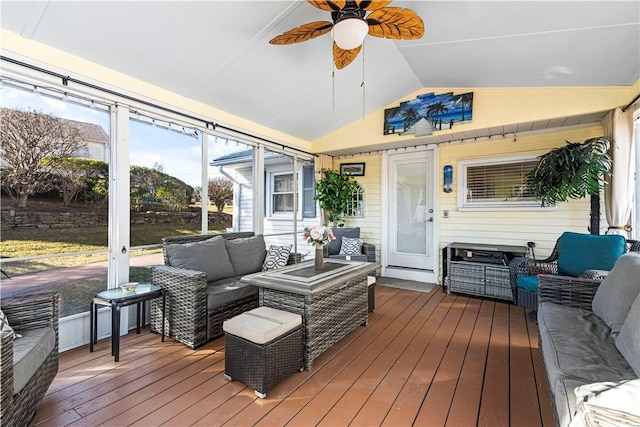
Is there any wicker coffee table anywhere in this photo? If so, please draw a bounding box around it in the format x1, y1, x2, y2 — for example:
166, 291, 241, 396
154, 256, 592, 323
241, 260, 379, 370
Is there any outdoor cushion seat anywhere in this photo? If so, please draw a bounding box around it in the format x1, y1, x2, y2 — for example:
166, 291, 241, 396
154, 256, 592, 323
206, 278, 259, 311
12, 326, 56, 394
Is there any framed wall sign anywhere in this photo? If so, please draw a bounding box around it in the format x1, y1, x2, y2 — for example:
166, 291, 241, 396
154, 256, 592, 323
340, 163, 365, 176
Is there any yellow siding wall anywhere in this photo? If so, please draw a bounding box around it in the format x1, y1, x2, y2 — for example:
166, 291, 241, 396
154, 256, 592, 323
438, 125, 604, 259
332, 155, 382, 261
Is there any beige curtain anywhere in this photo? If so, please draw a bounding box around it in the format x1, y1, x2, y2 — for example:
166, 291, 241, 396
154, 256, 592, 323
602, 108, 636, 237
314, 154, 334, 225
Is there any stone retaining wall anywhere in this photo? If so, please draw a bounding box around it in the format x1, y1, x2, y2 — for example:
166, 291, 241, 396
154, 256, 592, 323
1, 209, 231, 229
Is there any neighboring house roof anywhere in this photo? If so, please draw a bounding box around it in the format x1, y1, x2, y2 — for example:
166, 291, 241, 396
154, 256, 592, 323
62, 118, 109, 145
211, 149, 285, 167
0, 108, 109, 145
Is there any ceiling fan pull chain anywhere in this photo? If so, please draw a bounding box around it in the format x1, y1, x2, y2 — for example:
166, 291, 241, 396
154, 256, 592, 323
332, 67, 335, 116
362, 42, 365, 120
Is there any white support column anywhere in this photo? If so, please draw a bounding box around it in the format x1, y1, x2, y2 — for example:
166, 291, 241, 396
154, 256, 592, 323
108, 104, 130, 335
292, 156, 299, 253
201, 132, 209, 235
253, 145, 265, 234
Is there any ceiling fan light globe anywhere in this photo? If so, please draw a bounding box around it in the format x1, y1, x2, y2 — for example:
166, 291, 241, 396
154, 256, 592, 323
331, 18, 368, 50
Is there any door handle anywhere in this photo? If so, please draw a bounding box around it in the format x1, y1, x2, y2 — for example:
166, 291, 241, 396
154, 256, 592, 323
427, 217, 433, 222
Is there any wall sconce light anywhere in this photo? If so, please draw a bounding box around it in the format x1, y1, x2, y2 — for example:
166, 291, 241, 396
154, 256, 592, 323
443, 165, 453, 193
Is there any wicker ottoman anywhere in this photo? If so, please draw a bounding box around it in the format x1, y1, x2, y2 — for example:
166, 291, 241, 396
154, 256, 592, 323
223, 307, 303, 398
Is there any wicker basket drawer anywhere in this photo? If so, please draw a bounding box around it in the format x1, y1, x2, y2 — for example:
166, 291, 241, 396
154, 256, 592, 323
449, 262, 485, 283
485, 266, 512, 300
449, 279, 485, 296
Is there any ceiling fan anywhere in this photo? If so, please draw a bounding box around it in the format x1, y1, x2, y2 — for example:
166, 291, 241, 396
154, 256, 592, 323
269, 0, 424, 70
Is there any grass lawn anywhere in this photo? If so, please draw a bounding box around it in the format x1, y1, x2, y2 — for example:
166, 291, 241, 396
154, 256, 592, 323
0, 222, 224, 277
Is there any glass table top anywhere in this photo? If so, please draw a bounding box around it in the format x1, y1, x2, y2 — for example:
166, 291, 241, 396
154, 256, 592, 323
96, 283, 161, 301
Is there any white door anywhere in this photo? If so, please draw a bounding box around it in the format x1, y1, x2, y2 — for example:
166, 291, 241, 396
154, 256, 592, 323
387, 150, 436, 274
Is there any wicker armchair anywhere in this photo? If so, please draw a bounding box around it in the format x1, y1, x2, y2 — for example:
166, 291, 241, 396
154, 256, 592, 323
322, 227, 376, 262
150, 232, 300, 349
510, 233, 635, 310
1, 292, 59, 427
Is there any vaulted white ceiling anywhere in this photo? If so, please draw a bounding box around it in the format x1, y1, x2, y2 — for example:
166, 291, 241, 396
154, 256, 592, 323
1, 1, 638, 143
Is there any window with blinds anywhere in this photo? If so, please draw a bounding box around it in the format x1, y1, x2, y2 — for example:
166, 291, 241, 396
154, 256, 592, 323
458, 156, 548, 209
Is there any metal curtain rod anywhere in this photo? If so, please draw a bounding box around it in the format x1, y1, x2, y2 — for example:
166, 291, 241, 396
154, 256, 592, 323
622, 93, 640, 112
0, 55, 315, 158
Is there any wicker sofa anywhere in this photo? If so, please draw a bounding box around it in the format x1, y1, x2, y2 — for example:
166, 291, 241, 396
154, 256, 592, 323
537, 252, 640, 426
1, 292, 59, 427
150, 232, 299, 349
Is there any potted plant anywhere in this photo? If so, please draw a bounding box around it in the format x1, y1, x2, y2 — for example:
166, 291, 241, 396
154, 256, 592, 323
314, 168, 360, 228
527, 137, 612, 234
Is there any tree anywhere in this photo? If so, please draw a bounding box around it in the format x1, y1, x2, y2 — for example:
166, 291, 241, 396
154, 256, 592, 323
314, 168, 360, 227
208, 177, 233, 212
0, 108, 84, 207
400, 106, 419, 131
426, 101, 449, 130
527, 137, 612, 234
47, 158, 108, 206
130, 165, 193, 211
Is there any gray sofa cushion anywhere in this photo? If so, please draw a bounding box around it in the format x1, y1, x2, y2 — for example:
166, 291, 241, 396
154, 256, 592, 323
207, 278, 258, 310
225, 235, 266, 276
12, 326, 55, 393
165, 236, 234, 282
538, 302, 636, 426
616, 294, 640, 376
328, 227, 360, 256
592, 252, 640, 336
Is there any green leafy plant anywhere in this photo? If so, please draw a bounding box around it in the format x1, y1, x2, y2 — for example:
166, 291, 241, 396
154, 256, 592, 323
314, 168, 360, 227
527, 137, 612, 233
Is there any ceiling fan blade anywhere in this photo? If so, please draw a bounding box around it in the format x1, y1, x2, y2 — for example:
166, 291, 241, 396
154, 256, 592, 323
333, 43, 362, 69
307, 0, 346, 12
366, 7, 424, 40
356, 1, 392, 11
269, 21, 334, 45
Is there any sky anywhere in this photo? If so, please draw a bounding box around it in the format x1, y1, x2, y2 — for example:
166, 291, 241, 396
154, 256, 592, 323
0, 84, 247, 187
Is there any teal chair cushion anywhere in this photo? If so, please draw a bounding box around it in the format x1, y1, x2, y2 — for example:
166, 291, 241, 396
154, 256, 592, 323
557, 232, 626, 277
517, 275, 539, 292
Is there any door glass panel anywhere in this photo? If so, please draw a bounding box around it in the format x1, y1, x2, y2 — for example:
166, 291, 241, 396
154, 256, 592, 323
396, 161, 427, 255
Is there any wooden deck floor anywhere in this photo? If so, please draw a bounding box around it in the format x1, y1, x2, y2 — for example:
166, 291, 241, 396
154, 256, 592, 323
35, 286, 554, 426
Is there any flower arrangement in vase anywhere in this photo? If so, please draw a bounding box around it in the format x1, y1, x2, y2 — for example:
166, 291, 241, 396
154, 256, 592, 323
303, 226, 335, 269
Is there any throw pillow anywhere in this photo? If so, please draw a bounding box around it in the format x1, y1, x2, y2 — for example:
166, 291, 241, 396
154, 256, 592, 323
615, 293, 640, 376
569, 379, 640, 427
225, 234, 266, 276
340, 236, 363, 256
593, 252, 640, 336
0, 308, 20, 339
557, 232, 626, 277
262, 245, 292, 271
328, 227, 360, 256
165, 235, 235, 282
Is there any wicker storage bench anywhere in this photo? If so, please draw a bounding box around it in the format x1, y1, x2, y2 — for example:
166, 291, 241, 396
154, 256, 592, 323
223, 307, 303, 398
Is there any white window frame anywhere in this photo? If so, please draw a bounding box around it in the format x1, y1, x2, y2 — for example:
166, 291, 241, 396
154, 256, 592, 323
270, 170, 295, 216
457, 154, 554, 211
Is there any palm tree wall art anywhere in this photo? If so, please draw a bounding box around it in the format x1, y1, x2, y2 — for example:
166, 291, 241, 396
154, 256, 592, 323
383, 91, 473, 136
